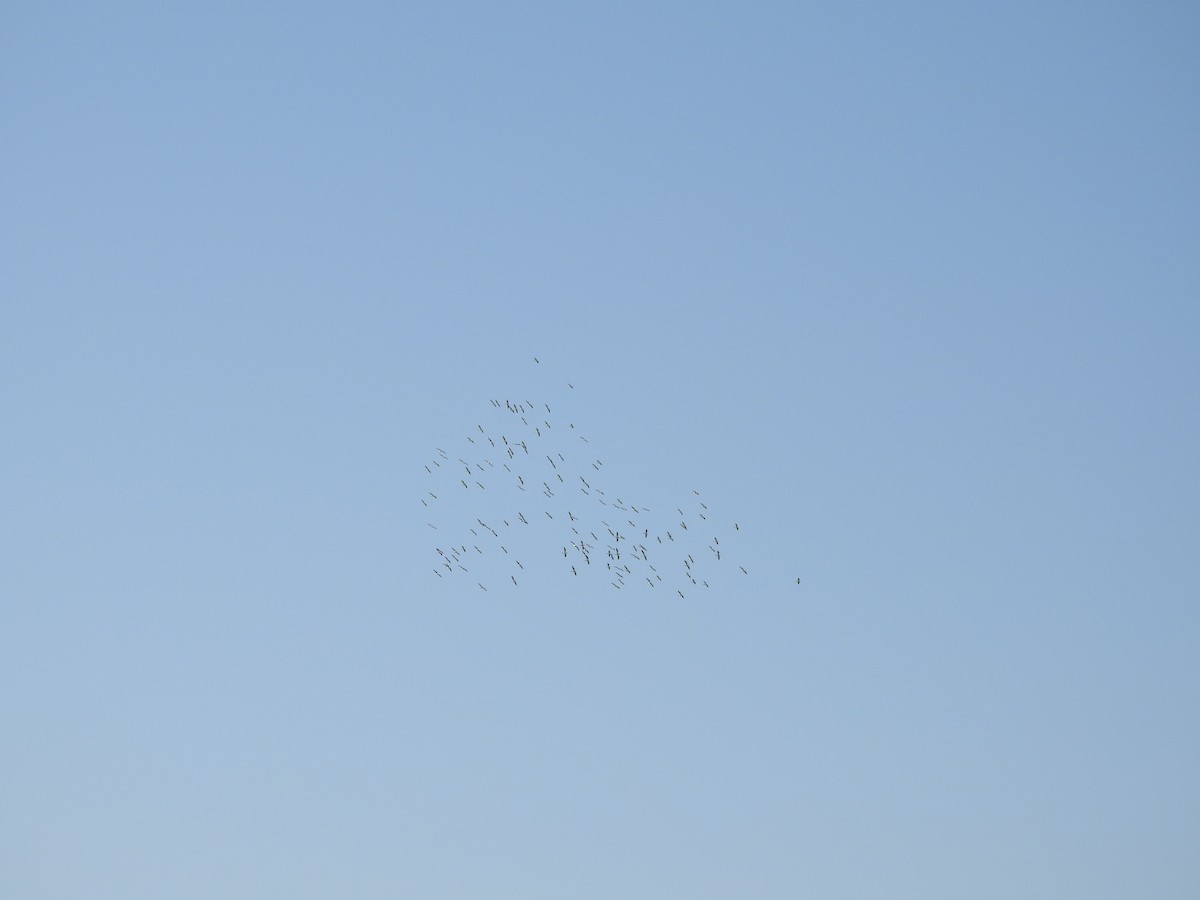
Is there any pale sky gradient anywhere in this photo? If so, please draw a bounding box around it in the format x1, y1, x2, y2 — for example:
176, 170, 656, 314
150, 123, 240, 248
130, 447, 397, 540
3, 3, 1198, 897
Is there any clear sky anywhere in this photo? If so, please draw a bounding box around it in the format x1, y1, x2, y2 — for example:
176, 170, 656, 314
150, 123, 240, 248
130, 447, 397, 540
2, 2, 1198, 897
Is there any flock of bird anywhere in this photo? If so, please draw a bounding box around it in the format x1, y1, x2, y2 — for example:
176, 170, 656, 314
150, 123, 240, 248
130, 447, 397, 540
422, 359, 760, 596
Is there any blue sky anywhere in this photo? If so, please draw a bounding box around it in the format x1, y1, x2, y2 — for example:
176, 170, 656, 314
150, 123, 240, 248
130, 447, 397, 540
2, 2, 1198, 897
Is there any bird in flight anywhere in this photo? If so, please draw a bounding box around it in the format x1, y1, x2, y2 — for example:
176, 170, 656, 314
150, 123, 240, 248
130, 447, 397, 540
423, 358, 754, 597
